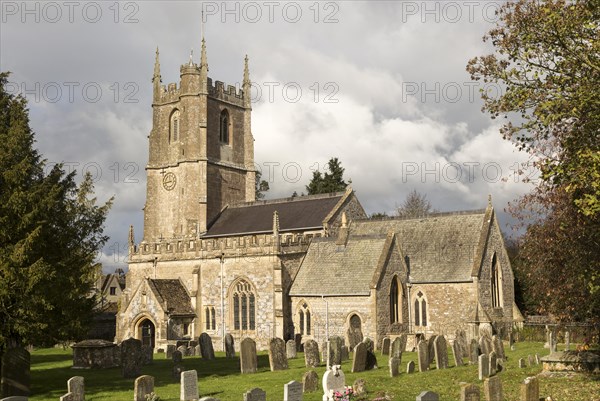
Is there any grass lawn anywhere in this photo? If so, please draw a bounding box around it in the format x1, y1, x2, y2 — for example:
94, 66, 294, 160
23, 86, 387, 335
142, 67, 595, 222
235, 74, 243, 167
29, 342, 599, 401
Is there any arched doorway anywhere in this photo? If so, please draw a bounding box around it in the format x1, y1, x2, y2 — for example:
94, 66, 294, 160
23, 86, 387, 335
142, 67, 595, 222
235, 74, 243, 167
138, 319, 155, 348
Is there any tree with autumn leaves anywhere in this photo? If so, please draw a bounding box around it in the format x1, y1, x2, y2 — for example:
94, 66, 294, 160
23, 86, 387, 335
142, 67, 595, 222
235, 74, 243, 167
468, 0, 600, 325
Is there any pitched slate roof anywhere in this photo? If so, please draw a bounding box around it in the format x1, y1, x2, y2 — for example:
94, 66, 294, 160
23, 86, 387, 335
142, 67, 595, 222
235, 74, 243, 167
204, 192, 345, 237
289, 234, 391, 296
148, 279, 195, 317
351, 210, 487, 283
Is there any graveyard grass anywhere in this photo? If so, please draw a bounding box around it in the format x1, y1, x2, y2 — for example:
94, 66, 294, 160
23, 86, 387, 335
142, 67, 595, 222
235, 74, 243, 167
30, 342, 599, 401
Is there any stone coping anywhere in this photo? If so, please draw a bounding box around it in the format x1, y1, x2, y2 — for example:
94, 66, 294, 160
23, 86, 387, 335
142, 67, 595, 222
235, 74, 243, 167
540, 351, 600, 373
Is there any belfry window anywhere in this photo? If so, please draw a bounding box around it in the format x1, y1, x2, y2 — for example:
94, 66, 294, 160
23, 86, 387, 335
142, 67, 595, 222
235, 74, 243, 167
219, 109, 229, 144
298, 302, 311, 335
231, 279, 255, 331
414, 291, 427, 327
170, 109, 180, 142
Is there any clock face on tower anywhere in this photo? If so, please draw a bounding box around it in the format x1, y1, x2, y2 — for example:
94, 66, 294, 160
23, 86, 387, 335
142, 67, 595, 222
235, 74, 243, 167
162, 172, 177, 191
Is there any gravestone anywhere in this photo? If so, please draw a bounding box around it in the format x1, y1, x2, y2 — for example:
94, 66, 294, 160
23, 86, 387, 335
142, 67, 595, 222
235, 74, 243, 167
416, 391, 439, 401
381, 338, 390, 355
268, 338, 288, 371
518, 358, 526, 368
187, 346, 195, 357
391, 337, 403, 358
364, 340, 378, 370
329, 337, 343, 366
173, 350, 183, 363
341, 346, 349, 361
491, 335, 505, 361
134, 375, 154, 401
166, 345, 176, 359
240, 338, 258, 374
549, 331, 557, 353
362, 338, 374, 353
452, 341, 464, 367
469, 339, 480, 364
520, 377, 539, 401
351, 342, 366, 373
121, 338, 142, 378
488, 351, 497, 376
59, 392, 75, 401
455, 330, 469, 358
177, 345, 188, 357
0, 347, 30, 397
294, 334, 303, 352
478, 354, 489, 380
225, 334, 235, 358
67, 376, 84, 401
406, 360, 415, 373
346, 316, 363, 350
302, 371, 318, 393
527, 354, 534, 367
286, 340, 297, 359
243, 388, 266, 401
389, 357, 400, 377
417, 340, 429, 372
304, 340, 320, 368
534, 354, 540, 365
142, 345, 153, 365
564, 331, 570, 351
194, 345, 201, 357
508, 331, 514, 348
483, 375, 503, 401
434, 335, 448, 370
460, 383, 480, 401
180, 370, 199, 401
479, 335, 492, 356
322, 366, 345, 400
283, 380, 303, 401
199, 333, 215, 360
427, 336, 437, 365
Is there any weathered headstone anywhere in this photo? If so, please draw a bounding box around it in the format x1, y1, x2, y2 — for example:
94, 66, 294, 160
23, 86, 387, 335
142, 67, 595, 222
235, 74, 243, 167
483, 375, 503, 401
286, 340, 297, 360
194, 345, 201, 357
489, 351, 497, 376
469, 339, 480, 364
549, 331, 557, 353
434, 335, 449, 370
180, 370, 199, 401
283, 380, 303, 401
0, 347, 31, 397
341, 346, 349, 361
478, 354, 489, 380
177, 345, 188, 357
564, 331, 570, 351
460, 383, 480, 401
527, 354, 534, 367
166, 345, 176, 359
243, 388, 266, 401
534, 354, 540, 365
351, 342, 366, 373
225, 334, 235, 358
452, 340, 464, 367
304, 340, 320, 368
381, 338, 390, 355
520, 377, 539, 401
391, 336, 403, 358
427, 336, 437, 365
329, 336, 343, 366
518, 358, 526, 368
187, 346, 195, 357
268, 338, 288, 371
389, 356, 400, 377
121, 338, 142, 378
479, 335, 492, 356
142, 345, 153, 365
417, 340, 429, 372
134, 375, 154, 401
294, 334, 303, 352
302, 370, 318, 393
172, 350, 183, 363
455, 330, 469, 358
199, 333, 215, 360
240, 338, 258, 374
67, 376, 84, 401
491, 335, 505, 361
406, 360, 415, 374
416, 391, 439, 401
322, 366, 345, 400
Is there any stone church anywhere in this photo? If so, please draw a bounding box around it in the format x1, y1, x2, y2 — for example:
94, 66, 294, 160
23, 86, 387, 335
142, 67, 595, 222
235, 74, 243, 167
116, 39, 519, 351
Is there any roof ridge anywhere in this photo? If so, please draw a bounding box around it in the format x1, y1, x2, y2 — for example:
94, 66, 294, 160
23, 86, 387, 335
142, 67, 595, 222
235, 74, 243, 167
229, 191, 345, 208
356, 208, 487, 223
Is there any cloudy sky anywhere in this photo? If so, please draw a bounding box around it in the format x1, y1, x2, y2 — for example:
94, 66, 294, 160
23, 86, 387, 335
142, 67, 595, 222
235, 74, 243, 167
1, 1, 535, 272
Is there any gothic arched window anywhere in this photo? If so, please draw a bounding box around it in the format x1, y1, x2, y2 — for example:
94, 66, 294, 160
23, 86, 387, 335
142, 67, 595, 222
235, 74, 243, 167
231, 279, 255, 331
297, 302, 311, 335
390, 276, 402, 324
414, 291, 427, 327
205, 306, 216, 331
170, 109, 180, 143
219, 109, 230, 144
491, 252, 503, 308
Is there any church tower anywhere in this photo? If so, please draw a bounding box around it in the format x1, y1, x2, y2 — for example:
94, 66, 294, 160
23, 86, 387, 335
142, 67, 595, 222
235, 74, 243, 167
143, 39, 255, 242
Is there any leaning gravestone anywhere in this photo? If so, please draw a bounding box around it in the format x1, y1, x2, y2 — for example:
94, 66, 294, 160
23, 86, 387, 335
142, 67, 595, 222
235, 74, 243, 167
460, 383, 480, 401
322, 366, 345, 401
199, 333, 215, 360
534, 354, 540, 365
283, 380, 303, 401
268, 338, 288, 371
67, 376, 84, 401
391, 337, 402, 358
406, 360, 415, 373
484, 375, 503, 401
121, 338, 142, 378
381, 338, 390, 355
329, 336, 343, 366
0, 346, 30, 397
389, 356, 400, 377
180, 370, 199, 401
166, 344, 176, 359
434, 335, 449, 370
427, 336, 437, 365
351, 342, 367, 373
491, 335, 505, 361
417, 340, 429, 372
469, 339, 480, 364
240, 338, 258, 374
478, 354, 489, 380
243, 388, 266, 401
489, 351, 497, 376
134, 375, 154, 401
452, 341, 464, 367
286, 340, 297, 359
225, 334, 235, 358
520, 377, 539, 401
302, 370, 318, 393
416, 391, 439, 401
304, 340, 320, 368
